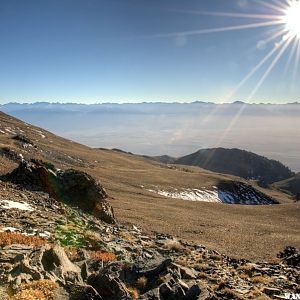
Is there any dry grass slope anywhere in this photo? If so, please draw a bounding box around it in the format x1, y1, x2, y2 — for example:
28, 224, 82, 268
0, 111, 299, 260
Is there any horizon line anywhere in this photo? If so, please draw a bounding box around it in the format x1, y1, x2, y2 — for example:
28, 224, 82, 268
0, 100, 299, 106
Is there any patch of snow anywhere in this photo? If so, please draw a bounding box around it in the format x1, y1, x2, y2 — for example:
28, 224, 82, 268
5, 127, 16, 134
145, 185, 274, 205
0, 200, 34, 211
38, 231, 51, 238
147, 187, 222, 203
0, 227, 19, 232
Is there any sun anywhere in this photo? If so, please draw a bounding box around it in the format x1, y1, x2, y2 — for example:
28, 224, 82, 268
283, 0, 300, 39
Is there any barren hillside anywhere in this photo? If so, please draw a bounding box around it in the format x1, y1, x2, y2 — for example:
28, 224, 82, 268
0, 111, 299, 260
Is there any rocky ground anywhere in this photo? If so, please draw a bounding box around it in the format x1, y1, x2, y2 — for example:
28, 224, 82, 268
0, 160, 299, 300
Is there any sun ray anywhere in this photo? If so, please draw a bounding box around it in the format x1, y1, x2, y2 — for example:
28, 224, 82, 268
284, 37, 298, 75
144, 20, 284, 39
292, 38, 300, 81
254, 0, 287, 13
172, 10, 282, 20
213, 37, 293, 150
263, 27, 288, 43
224, 43, 281, 102
246, 36, 294, 101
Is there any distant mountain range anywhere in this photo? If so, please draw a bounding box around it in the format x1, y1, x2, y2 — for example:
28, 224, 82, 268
1, 101, 300, 172
1, 101, 299, 110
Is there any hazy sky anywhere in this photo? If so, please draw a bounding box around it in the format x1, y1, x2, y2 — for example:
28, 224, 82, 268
0, 0, 299, 104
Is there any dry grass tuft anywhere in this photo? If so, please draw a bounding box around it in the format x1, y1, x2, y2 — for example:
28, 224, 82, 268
65, 247, 80, 261
250, 275, 272, 284
11, 280, 58, 300
163, 241, 184, 252
87, 250, 116, 262
136, 276, 148, 290
10, 288, 45, 300
0, 232, 46, 248
127, 287, 139, 300
219, 287, 245, 300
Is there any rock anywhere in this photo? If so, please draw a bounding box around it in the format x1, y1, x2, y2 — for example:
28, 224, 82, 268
12, 134, 35, 146
69, 285, 103, 300
171, 263, 198, 280
8, 245, 82, 287
263, 287, 281, 296
88, 273, 131, 300
42, 245, 82, 284
278, 246, 300, 267
139, 258, 172, 278
185, 284, 202, 300
2, 160, 115, 224
158, 280, 203, 300
0, 244, 32, 263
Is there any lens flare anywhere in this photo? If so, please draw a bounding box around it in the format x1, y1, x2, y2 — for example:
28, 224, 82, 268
283, 0, 300, 38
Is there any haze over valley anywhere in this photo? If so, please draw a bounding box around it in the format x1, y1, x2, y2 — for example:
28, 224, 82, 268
2, 101, 300, 171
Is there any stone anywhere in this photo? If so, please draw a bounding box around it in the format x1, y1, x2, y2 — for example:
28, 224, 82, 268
263, 287, 281, 296
88, 273, 131, 300
171, 263, 198, 280
2, 160, 115, 224
278, 246, 300, 267
69, 285, 103, 300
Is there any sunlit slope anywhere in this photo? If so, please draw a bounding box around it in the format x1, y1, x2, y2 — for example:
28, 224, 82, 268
0, 111, 299, 260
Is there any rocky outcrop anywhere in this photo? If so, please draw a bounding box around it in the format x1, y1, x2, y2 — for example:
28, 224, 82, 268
278, 246, 300, 267
2, 160, 115, 224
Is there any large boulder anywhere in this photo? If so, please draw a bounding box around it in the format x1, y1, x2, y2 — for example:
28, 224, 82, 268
2, 160, 115, 224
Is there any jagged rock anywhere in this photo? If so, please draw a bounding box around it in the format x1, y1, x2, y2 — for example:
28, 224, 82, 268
139, 258, 172, 278
69, 284, 103, 300
88, 273, 131, 300
278, 246, 300, 267
12, 134, 35, 146
263, 286, 281, 296
2, 160, 115, 223
9, 245, 82, 287
0, 244, 32, 263
42, 245, 82, 284
158, 281, 203, 300
171, 263, 198, 280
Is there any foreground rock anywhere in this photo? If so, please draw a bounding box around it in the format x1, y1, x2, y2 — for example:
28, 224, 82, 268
2, 160, 115, 224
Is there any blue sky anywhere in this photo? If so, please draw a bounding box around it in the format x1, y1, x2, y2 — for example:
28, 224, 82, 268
0, 0, 299, 104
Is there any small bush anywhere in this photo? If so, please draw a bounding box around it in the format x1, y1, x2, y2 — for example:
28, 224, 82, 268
0, 232, 46, 248
136, 276, 148, 290
65, 247, 80, 261
87, 250, 116, 262
11, 280, 58, 300
127, 287, 139, 300
11, 288, 45, 300
55, 225, 86, 248
163, 241, 184, 252
251, 275, 272, 284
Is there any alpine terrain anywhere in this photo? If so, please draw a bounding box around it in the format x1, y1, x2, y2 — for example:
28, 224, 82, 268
0, 111, 299, 300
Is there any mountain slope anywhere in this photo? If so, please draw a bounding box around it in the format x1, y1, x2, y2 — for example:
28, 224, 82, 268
273, 173, 300, 199
0, 111, 299, 260
174, 148, 293, 186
